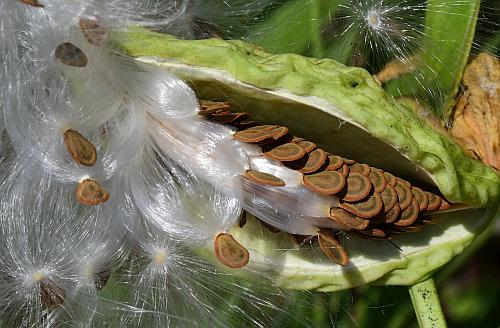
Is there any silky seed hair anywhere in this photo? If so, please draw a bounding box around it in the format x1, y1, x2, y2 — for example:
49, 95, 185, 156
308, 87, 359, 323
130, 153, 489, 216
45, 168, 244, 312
0, 157, 124, 327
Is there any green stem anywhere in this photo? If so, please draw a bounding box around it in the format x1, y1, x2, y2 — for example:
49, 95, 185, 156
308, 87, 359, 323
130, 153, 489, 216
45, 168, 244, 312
309, 0, 324, 58
409, 278, 447, 328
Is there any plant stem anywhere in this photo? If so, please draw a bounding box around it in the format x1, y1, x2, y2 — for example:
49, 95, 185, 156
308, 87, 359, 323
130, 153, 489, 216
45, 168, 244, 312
409, 278, 447, 328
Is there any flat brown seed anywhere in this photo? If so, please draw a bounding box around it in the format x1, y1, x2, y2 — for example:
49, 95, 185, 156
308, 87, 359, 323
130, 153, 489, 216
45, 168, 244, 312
338, 173, 372, 202
63, 129, 97, 166
358, 228, 387, 239
55, 42, 88, 67
268, 126, 290, 140
336, 163, 350, 177
394, 198, 420, 226
395, 181, 413, 210
299, 148, 327, 173
385, 203, 401, 223
76, 179, 110, 206
40, 279, 65, 310
244, 125, 279, 132
199, 100, 231, 113
349, 163, 371, 176
214, 233, 249, 269
264, 143, 306, 162
238, 212, 247, 228
233, 129, 277, 143
412, 187, 429, 211
303, 171, 346, 195
438, 198, 451, 211
244, 170, 285, 187
326, 155, 344, 171
369, 169, 387, 193
425, 192, 442, 211
383, 172, 398, 187
340, 192, 383, 219
296, 140, 316, 153
397, 178, 412, 189
343, 158, 356, 165
94, 269, 111, 290
79, 17, 109, 46
211, 112, 249, 124
19, 0, 44, 7
329, 208, 370, 230
317, 230, 349, 266
380, 184, 398, 212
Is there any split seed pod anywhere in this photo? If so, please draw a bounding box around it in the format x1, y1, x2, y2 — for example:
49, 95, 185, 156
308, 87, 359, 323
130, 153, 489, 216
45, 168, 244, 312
117, 29, 499, 290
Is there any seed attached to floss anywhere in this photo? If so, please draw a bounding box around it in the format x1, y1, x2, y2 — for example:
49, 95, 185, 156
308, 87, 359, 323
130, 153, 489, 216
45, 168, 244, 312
214, 233, 249, 269
303, 171, 346, 195
317, 230, 349, 266
63, 129, 97, 166
55, 42, 88, 67
264, 143, 306, 162
79, 17, 109, 46
244, 170, 285, 187
76, 179, 110, 206
337, 173, 372, 202
18, 0, 44, 7
39, 279, 65, 310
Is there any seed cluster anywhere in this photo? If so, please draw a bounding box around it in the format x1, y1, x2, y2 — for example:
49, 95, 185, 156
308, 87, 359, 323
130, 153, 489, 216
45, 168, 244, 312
200, 100, 452, 265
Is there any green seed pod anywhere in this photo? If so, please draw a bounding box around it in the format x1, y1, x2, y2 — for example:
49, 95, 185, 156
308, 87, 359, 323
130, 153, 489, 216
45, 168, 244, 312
114, 28, 499, 291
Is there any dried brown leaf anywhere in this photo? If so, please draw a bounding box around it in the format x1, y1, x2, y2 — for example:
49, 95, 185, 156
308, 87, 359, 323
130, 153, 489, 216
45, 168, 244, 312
450, 53, 500, 170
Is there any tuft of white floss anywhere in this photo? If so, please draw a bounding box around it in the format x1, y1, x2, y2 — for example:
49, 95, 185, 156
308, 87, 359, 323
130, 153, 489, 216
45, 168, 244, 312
0, 158, 124, 327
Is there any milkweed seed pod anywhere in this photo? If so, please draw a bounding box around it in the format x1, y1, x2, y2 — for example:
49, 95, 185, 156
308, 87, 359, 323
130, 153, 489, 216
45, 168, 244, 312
117, 30, 499, 289
0, 158, 123, 327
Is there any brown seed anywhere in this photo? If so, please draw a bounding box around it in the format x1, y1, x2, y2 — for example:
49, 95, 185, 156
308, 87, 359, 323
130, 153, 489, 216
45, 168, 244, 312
76, 179, 110, 206
383, 172, 398, 187
299, 148, 327, 174
357, 228, 387, 239
63, 129, 97, 166
329, 208, 370, 230
214, 233, 249, 269
368, 168, 387, 193
411, 187, 429, 211
244, 125, 279, 132
317, 230, 349, 266
438, 198, 451, 211
395, 181, 413, 210
303, 171, 346, 195
235, 120, 258, 130
326, 155, 344, 171
425, 192, 442, 211
79, 17, 109, 46
340, 192, 383, 219
380, 184, 398, 212
210, 112, 249, 124
199, 100, 231, 114
343, 158, 356, 165
244, 170, 285, 186
395, 198, 420, 226
55, 42, 88, 67
385, 203, 401, 223
94, 269, 111, 290
19, 0, 44, 7
336, 163, 350, 177
268, 126, 290, 141
349, 163, 371, 176
40, 279, 65, 310
264, 143, 306, 162
296, 140, 316, 153
397, 178, 412, 189
337, 173, 372, 202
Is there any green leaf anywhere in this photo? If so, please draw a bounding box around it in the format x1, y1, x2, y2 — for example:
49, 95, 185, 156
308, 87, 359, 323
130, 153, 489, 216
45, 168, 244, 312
245, 0, 346, 57
384, 0, 481, 117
